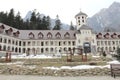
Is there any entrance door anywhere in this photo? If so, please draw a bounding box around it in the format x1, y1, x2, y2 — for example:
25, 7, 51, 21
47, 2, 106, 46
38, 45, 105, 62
83, 42, 91, 53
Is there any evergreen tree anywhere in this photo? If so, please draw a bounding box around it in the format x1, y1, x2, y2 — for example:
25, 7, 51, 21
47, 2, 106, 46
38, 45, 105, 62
23, 19, 30, 30
0, 12, 8, 24
30, 9, 37, 29
36, 13, 42, 30
7, 8, 15, 27
53, 15, 61, 30
70, 21, 75, 30
14, 12, 23, 29
41, 16, 47, 30
46, 16, 51, 30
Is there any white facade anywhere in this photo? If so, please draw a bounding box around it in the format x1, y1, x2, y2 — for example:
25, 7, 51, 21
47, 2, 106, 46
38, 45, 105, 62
0, 11, 120, 56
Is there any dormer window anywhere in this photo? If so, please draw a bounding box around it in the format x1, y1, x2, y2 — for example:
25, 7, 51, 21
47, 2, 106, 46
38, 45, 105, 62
0, 25, 5, 33
64, 32, 70, 39
13, 31, 20, 37
118, 35, 120, 39
55, 32, 61, 39
38, 32, 44, 39
112, 33, 117, 38
47, 32, 52, 39
97, 33, 102, 39
5, 28, 13, 35
29, 32, 34, 39
104, 33, 109, 39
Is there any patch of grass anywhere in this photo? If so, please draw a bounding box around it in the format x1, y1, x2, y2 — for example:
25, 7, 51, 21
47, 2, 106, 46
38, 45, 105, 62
0, 55, 111, 68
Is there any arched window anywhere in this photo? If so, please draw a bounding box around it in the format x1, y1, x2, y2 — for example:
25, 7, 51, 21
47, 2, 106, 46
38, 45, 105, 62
97, 33, 102, 39
118, 35, 120, 38
104, 33, 109, 39
15, 47, 18, 52
13, 31, 20, 37
29, 32, 35, 39
47, 32, 52, 39
55, 32, 61, 39
38, 32, 44, 39
3, 45, 6, 51
64, 32, 70, 38
0, 25, 5, 33
111, 33, 117, 38
5, 28, 13, 35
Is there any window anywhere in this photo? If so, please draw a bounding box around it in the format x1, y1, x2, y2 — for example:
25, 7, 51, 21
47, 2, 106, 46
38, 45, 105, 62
78, 17, 80, 19
46, 41, 48, 46
29, 32, 34, 39
55, 32, 61, 39
0, 25, 4, 33
51, 41, 53, 45
64, 32, 70, 39
28, 42, 31, 46
8, 39, 11, 44
82, 16, 84, 19
41, 42, 44, 46
19, 41, 21, 46
59, 42, 61, 46
68, 41, 71, 45
32, 41, 35, 46
5, 28, 13, 35
72, 41, 75, 45
23, 42, 26, 46
13, 31, 20, 37
38, 32, 44, 39
47, 32, 52, 39
82, 20, 84, 23
4, 39, 7, 43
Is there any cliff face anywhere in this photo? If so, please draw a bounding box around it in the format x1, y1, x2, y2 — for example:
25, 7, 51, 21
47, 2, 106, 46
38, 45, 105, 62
87, 2, 120, 32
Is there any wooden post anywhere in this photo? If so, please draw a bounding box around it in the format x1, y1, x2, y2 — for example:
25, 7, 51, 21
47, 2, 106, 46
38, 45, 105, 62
8, 52, 11, 62
5, 51, 12, 62
5, 52, 8, 62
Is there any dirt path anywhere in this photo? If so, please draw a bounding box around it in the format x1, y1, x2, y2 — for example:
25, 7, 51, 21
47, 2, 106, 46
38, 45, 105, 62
0, 75, 120, 80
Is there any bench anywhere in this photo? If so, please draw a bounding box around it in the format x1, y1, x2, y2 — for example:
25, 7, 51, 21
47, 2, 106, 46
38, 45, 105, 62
110, 64, 120, 78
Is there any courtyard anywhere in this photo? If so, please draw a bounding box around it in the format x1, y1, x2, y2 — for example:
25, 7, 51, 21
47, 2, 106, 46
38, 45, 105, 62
0, 53, 119, 77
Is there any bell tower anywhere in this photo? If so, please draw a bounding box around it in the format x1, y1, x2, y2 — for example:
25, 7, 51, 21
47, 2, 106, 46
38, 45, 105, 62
75, 10, 87, 30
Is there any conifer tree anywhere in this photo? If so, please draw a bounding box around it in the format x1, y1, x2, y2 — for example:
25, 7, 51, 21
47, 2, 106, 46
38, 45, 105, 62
14, 12, 23, 29
53, 15, 61, 30
7, 8, 15, 27
30, 9, 37, 29
70, 21, 75, 30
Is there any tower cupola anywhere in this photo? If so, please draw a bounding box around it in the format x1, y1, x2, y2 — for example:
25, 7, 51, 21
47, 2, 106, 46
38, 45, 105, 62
75, 11, 87, 30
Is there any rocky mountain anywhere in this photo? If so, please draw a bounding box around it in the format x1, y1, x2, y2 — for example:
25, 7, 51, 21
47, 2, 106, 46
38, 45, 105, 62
87, 2, 120, 32
24, 11, 70, 30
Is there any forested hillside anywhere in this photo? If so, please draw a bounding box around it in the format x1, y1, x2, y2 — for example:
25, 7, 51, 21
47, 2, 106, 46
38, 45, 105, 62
0, 9, 62, 30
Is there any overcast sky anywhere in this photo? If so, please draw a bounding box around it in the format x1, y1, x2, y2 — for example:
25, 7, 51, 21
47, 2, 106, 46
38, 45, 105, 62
0, 0, 120, 24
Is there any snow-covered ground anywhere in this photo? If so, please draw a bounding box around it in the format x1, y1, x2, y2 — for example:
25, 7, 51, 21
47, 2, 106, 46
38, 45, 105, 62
1, 54, 61, 59
43, 60, 120, 70
1, 54, 120, 70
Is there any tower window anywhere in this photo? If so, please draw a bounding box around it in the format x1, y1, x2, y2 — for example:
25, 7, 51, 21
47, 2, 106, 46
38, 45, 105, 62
78, 17, 80, 19
82, 20, 84, 23
82, 16, 84, 19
